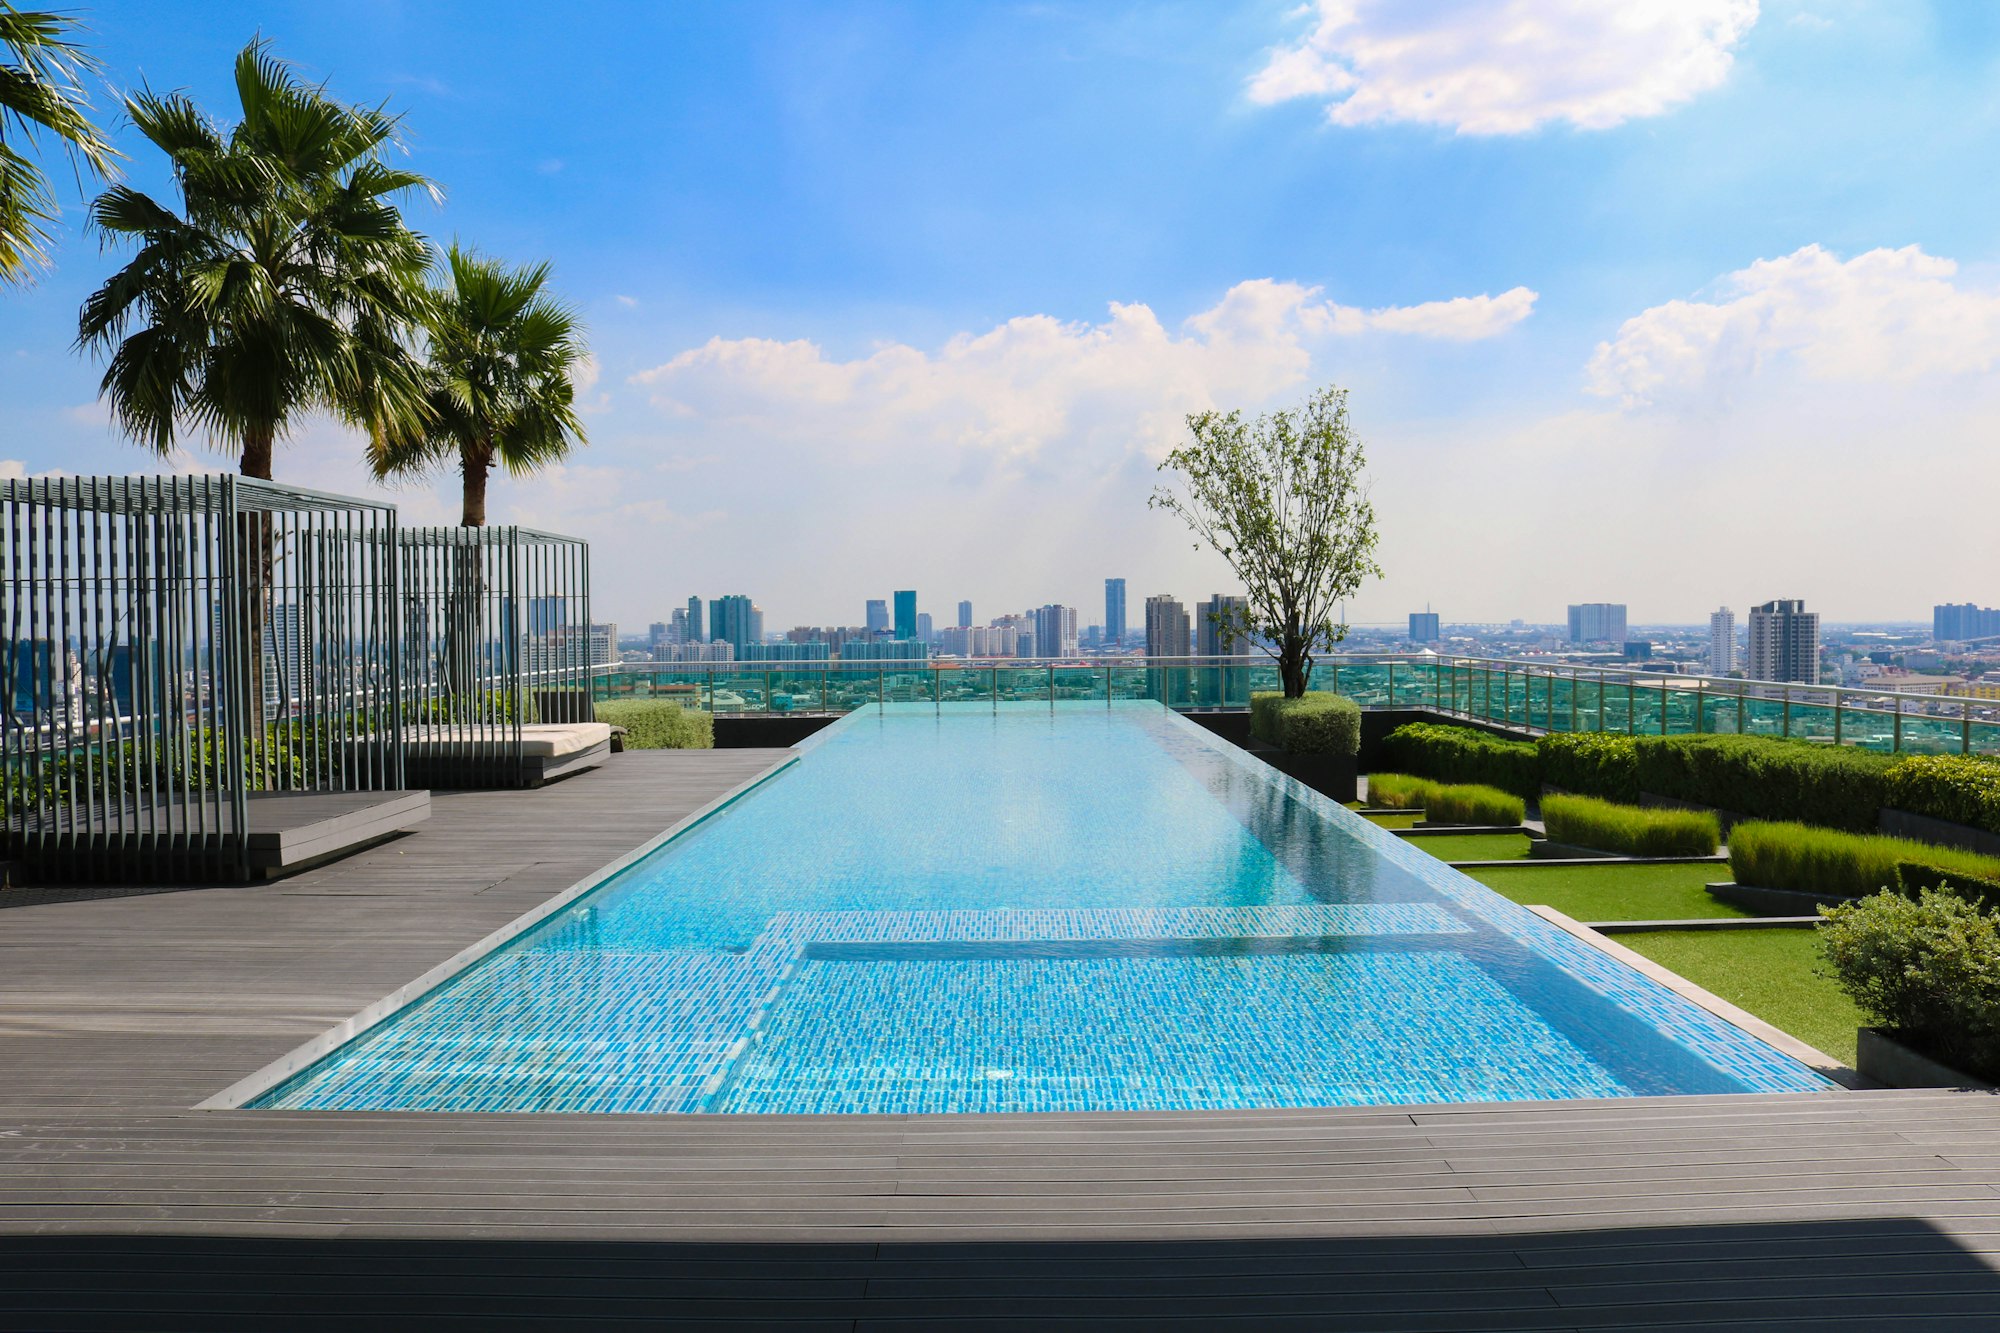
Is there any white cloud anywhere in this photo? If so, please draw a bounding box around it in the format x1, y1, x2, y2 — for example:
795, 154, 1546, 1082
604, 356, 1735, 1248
614, 295, 639, 308
1250, 0, 1759, 135
633, 278, 1533, 470
1587, 244, 2000, 406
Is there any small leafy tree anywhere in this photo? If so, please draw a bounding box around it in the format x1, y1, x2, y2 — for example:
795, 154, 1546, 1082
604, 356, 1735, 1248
1151, 385, 1381, 697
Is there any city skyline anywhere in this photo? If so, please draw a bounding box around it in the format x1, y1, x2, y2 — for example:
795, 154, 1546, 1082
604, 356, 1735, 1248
5, 4, 1998, 628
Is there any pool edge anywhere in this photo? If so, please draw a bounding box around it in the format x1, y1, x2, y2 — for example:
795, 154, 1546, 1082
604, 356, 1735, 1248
193, 751, 804, 1112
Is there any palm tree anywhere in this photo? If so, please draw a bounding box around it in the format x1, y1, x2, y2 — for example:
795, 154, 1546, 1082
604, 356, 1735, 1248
0, 1, 117, 284
371, 244, 588, 525
77, 40, 437, 479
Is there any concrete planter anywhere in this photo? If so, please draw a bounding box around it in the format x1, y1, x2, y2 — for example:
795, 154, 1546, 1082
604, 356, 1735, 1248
1705, 882, 1856, 915
1255, 748, 1358, 803
1879, 808, 2000, 861
1856, 1028, 1994, 1091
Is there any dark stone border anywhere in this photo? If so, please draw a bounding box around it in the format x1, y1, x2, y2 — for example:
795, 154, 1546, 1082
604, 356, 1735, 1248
1857, 1028, 1995, 1091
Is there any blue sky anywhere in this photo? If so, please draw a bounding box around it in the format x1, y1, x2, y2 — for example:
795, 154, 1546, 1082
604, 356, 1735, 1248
5, 1, 2000, 628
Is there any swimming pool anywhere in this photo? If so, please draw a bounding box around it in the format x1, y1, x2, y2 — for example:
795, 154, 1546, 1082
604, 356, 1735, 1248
254, 702, 1831, 1114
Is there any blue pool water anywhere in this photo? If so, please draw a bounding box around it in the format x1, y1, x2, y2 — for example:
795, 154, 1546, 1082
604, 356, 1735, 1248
256, 703, 1830, 1114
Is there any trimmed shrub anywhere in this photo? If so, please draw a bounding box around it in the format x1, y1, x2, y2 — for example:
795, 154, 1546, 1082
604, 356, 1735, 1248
1821, 889, 2000, 1081
1249, 691, 1283, 746
1378, 723, 1540, 800
1266, 692, 1361, 756
1728, 821, 2000, 901
594, 700, 714, 749
1537, 733, 1641, 804
1883, 754, 2000, 837
1541, 793, 1718, 857
1365, 773, 1437, 810
1631, 734, 1894, 833
1425, 782, 1526, 827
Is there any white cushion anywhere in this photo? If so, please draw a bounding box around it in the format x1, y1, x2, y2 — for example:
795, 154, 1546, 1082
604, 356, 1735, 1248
404, 722, 611, 760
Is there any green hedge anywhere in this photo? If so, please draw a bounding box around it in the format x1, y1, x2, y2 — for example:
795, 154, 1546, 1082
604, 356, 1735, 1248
1631, 735, 1894, 833
595, 700, 714, 749
1821, 889, 2000, 1082
1883, 755, 2000, 837
1267, 693, 1361, 756
1378, 723, 1540, 800
1249, 692, 1283, 746
1541, 793, 1718, 857
1426, 782, 1526, 827
1537, 733, 1640, 804
1729, 820, 2000, 901
1366, 773, 1436, 810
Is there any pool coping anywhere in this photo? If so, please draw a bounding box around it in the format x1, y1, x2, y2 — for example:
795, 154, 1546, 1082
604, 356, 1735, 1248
194, 750, 803, 1111
1526, 904, 1865, 1090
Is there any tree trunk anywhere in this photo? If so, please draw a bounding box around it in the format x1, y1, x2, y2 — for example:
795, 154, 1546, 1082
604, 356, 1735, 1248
1278, 637, 1313, 698
235, 425, 277, 785
239, 428, 274, 481
461, 447, 492, 527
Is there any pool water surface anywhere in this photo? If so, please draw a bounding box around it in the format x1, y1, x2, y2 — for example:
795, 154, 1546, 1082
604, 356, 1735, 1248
256, 703, 1830, 1114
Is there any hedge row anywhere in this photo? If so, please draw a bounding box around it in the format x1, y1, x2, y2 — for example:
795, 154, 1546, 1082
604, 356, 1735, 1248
1363, 773, 1523, 825
1540, 794, 1719, 858
1729, 821, 2000, 903
1365, 772, 1434, 810
1821, 890, 2000, 1083
1250, 691, 1362, 755
594, 700, 714, 749
1378, 723, 1539, 800
1883, 755, 2000, 838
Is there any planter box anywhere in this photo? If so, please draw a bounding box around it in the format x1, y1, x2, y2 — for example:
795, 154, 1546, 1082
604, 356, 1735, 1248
1250, 747, 1358, 803
1705, 881, 1855, 916
1879, 807, 2000, 861
1638, 791, 1758, 836
1856, 1027, 1994, 1091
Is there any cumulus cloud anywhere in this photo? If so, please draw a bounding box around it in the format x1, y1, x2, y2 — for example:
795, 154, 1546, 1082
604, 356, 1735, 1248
1587, 244, 2000, 407
1250, 0, 1759, 135
632, 278, 1534, 469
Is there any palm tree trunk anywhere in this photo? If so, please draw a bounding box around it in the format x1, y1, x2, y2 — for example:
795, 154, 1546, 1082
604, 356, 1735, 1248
447, 445, 496, 717
461, 447, 492, 527
236, 425, 277, 782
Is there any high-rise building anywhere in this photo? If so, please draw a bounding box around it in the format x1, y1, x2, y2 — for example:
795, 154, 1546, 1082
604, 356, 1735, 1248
893, 590, 918, 641
1747, 599, 1820, 684
669, 608, 688, 646
1567, 603, 1627, 644
647, 621, 670, 656
915, 612, 934, 643
588, 622, 617, 667
957, 600, 973, 629
993, 614, 1035, 657
1935, 603, 2000, 642
710, 595, 758, 657
1145, 595, 1191, 658
1409, 611, 1441, 643
1708, 607, 1737, 674
528, 596, 569, 635
1105, 578, 1127, 647
685, 596, 704, 644
864, 599, 889, 635
1197, 593, 1250, 706
741, 641, 830, 661
1033, 604, 1078, 658
840, 638, 930, 661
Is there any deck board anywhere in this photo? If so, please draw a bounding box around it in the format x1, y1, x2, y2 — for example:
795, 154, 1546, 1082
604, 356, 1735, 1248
3, 746, 2000, 1326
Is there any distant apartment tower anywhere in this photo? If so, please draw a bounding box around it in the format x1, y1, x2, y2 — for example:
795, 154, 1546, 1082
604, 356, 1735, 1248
1708, 607, 1737, 674
893, 590, 917, 641
915, 612, 934, 643
1105, 578, 1127, 647
1034, 604, 1078, 658
710, 595, 759, 657
648, 621, 671, 656
1197, 593, 1250, 706
957, 599, 973, 629
1408, 611, 1441, 644
864, 599, 889, 635
1746, 599, 1820, 684
1145, 595, 1191, 658
1935, 603, 2000, 642
1567, 603, 1627, 645
685, 596, 704, 644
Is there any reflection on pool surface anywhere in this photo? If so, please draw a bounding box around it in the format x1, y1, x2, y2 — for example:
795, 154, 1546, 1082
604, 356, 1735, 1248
257, 702, 1830, 1114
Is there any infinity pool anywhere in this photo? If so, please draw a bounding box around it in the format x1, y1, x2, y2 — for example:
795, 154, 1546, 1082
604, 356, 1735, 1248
255, 702, 1830, 1114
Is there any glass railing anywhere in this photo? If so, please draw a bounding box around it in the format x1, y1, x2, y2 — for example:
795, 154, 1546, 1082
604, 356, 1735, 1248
591, 654, 2000, 758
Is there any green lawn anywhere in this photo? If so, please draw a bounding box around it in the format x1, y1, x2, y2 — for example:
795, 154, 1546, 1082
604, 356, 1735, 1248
1360, 811, 1422, 830
1618, 928, 1863, 1067
1403, 832, 1533, 861
1466, 861, 1748, 922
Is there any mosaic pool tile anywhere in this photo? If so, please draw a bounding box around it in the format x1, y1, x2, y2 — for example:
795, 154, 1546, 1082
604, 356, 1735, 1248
256, 702, 1833, 1114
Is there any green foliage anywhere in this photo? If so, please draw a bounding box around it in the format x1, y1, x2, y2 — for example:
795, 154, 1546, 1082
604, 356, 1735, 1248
1537, 732, 1641, 804
3, 720, 369, 819
1540, 793, 1719, 857
1263, 691, 1360, 756
1728, 821, 2000, 901
1631, 735, 1893, 833
595, 699, 713, 750
413, 689, 520, 725
1365, 772, 1436, 810
0, 2, 119, 282
1150, 385, 1381, 696
1378, 722, 1540, 800
1425, 782, 1526, 827
1821, 889, 2000, 1080
1883, 754, 2000, 836
1248, 691, 1283, 746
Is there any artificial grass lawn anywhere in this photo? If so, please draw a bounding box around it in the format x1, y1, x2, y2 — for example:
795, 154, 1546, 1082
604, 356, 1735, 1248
1360, 811, 1422, 830
1465, 861, 1749, 922
1618, 928, 1863, 1068
1402, 833, 1533, 862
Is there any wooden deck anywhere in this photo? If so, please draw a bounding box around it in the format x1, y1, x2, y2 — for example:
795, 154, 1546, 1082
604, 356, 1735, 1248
3, 749, 2000, 1329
